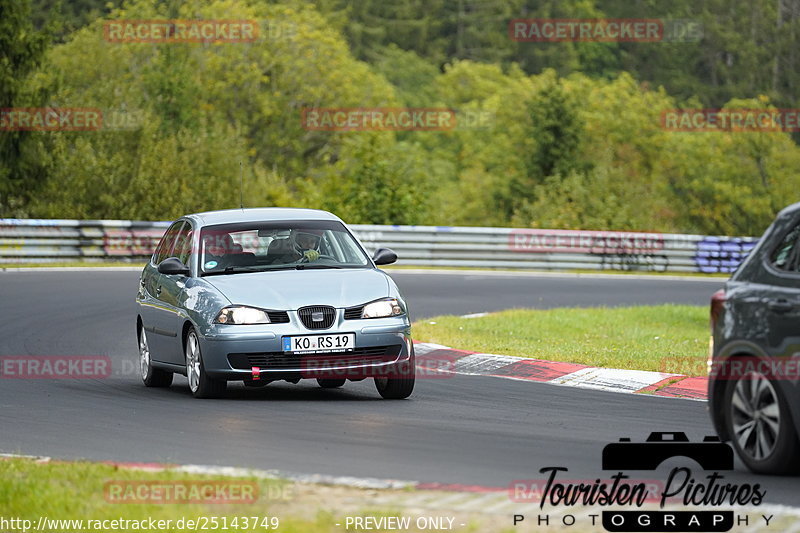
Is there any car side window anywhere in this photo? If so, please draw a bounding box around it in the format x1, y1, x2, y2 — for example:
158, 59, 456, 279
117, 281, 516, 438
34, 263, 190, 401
153, 221, 184, 265
770, 224, 800, 272
174, 223, 193, 265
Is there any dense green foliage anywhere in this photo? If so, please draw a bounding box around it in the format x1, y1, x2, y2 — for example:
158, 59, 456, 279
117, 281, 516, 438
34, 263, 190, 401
0, 0, 52, 214
2, 0, 800, 236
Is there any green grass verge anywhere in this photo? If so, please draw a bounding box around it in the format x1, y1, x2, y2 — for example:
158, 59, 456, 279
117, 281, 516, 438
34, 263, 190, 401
0, 458, 311, 532
413, 305, 709, 376
0, 458, 503, 533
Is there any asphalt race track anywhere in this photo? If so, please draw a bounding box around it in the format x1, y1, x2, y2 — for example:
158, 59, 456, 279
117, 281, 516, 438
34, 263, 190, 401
1, 270, 797, 505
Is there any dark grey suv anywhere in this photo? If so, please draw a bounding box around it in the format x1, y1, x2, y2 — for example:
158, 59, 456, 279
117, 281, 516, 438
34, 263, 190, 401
709, 202, 800, 474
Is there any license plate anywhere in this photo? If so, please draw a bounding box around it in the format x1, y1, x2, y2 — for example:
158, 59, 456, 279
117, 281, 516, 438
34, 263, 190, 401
283, 333, 355, 354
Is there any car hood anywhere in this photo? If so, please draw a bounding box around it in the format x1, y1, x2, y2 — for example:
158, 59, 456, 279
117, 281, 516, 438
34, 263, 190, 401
203, 268, 390, 310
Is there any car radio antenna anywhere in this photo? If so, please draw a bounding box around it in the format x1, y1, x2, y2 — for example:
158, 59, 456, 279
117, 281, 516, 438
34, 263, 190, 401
239, 160, 244, 210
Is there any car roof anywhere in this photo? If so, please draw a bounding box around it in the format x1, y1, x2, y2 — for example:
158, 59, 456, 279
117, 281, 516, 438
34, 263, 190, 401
184, 208, 342, 227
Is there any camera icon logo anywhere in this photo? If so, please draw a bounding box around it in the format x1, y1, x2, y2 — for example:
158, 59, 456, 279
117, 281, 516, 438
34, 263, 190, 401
602, 432, 733, 471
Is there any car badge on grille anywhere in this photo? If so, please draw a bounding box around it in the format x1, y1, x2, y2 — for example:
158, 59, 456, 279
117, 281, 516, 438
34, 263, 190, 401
311, 311, 325, 322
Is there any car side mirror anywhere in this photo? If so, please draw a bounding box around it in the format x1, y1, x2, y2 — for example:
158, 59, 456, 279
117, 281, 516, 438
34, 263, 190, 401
158, 257, 190, 276
372, 247, 398, 266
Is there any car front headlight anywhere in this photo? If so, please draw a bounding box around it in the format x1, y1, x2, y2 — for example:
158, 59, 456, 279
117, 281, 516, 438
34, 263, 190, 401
216, 306, 270, 324
361, 298, 404, 319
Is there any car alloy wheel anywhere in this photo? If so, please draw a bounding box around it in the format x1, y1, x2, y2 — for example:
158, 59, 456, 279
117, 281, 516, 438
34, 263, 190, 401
186, 330, 201, 394
139, 326, 172, 387
723, 366, 800, 474
184, 327, 226, 398
730, 371, 780, 461
139, 328, 151, 381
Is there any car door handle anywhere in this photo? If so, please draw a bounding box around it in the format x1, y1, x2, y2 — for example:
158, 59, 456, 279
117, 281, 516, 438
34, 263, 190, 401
156, 286, 162, 296
767, 299, 793, 313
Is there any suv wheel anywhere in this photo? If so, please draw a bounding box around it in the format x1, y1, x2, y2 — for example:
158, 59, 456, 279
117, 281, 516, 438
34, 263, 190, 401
725, 370, 800, 474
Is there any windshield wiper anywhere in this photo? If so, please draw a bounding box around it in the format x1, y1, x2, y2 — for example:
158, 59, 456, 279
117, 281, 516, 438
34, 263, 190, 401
203, 266, 265, 276
261, 265, 302, 271
295, 264, 342, 270
202, 264, 347, 275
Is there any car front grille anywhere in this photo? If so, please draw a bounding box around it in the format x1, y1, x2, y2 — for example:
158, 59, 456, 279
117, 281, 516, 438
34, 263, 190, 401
298, 305, 335, 329
228, 345, 402, 371
343, 305, 364, 320
266, 311, 290, 323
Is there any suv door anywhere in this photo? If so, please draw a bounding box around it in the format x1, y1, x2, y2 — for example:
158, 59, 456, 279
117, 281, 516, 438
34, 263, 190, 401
759, 222, 800, 356
759, 223, 800, 423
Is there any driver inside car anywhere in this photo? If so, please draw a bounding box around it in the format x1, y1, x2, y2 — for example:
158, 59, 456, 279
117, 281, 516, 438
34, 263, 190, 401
202, 233, 236, 270
292, 230, 322, 262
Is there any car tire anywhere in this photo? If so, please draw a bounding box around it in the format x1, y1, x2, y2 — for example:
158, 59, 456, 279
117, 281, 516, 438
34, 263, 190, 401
724, 369, 800, 474
374, 350, 415, 399
185, 327, 226, 399
317, 378, 346, 388
139, 326, 173, 388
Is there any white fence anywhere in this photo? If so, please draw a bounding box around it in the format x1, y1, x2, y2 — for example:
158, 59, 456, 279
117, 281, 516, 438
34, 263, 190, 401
0, 219, 758, 274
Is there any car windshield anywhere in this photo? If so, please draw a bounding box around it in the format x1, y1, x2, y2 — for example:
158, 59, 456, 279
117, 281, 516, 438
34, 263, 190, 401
198, 220, 370, 275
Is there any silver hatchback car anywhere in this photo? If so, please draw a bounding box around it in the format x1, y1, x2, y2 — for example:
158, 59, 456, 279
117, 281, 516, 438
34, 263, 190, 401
135, 208, 414, 399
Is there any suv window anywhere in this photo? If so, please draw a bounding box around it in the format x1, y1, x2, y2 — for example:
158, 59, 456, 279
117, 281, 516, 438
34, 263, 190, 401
153, 221, 184, 265
770, 224, 800, 272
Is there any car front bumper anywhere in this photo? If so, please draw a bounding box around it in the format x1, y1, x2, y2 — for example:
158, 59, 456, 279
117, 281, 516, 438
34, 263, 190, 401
196, 316, 412, 381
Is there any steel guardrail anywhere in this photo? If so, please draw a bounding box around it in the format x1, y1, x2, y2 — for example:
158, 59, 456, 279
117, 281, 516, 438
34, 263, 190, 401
0, 219, 757, 274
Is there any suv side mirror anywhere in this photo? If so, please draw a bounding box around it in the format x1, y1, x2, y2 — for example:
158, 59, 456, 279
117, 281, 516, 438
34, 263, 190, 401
158, 257, 190, 276
372, 248, 398, 266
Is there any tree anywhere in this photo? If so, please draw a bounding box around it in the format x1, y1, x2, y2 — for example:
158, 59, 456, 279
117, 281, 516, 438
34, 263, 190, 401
500, 74, 587, 221
24, 0, 397, 219
0, 0, 52, 216
526, 77, 585, 181
306, 134, 430, 225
